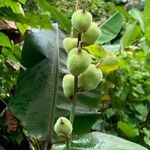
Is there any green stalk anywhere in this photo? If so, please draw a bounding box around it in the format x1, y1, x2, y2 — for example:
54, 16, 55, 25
66, 22, 81, 150
65, 76, 78, 150
70, 76, 78, 125
65, 140, 70, 150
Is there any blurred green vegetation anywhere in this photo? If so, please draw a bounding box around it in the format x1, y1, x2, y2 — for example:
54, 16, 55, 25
0, 0, 149, 149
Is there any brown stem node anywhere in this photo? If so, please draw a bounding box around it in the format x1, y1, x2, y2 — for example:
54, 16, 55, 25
96, 59, 103, 68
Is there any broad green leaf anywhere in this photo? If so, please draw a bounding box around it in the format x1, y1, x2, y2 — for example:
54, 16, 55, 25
9, 26, 99, 141
73, 114, 99, 134
35, 0, 71, 33
52, 132, 148, 150
97, 13, 123, 44
129, 9, 144, 32
20, 29, 49, 68
115, 6, 134, 21
24, 11, 52, 29
77, 89, 101, 108
100, 55, 119, 74
0, 33, 11, 47
121, 22, 141, 49
9, 25, 59, 139
117, 121, 139, 139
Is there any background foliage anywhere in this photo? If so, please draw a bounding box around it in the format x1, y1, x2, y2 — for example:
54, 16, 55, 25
0, 0, 149, 149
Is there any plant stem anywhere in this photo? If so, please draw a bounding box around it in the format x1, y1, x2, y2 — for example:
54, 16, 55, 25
65, 140, 70, 150
65, 77, 78, 150
75, 0, 79, 10
96, 59, 103, 69
66, 24, 81, 150
77, 33, 82, 53
70, 76, 78, 125
0, 98, 8, 106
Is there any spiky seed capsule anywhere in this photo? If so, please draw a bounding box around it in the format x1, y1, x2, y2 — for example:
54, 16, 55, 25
78, 64, 103, 91
67, 48, 91, 76
62, 74, 74, 98
82, 22, 101, 45
63, 37, 78, 53
54, 117, 73, 137
71, 9, 92, 33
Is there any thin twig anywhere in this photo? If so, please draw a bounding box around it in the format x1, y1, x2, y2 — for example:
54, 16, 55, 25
0, 99, 8, 107
65, 140, 70, 150
96, 59, 103, 68
69, 76, 78, 125
75, 0, 79, 10
77, 33, 82, 52
83, 0, 88, 12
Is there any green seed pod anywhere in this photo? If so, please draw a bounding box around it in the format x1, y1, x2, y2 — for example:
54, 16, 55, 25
54, 117, 73, 137
63, 37, 78, 53
82, 22, 101, 45
71, 9, 92, 33
78, 64, 103, 91
67, 48, 91, 76
62, 74, 74, 98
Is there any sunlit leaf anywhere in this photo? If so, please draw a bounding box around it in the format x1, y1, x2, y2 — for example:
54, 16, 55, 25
143, 0, 150, 42
121, 22, 141, 48
16, 22, 28, 34
84, 44, 110, 59
97, 13, 123, 44
24, 11, 52, 29
0, 7, 52, 29
100, 55, 119, 74
0, 0, 21, 14
129, 9, 144, 32
0, 33, 11, 48
2, 45, 21, 62
35, 0, 71, 33
115, 6, 134, 21
117, 121, 139, 139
